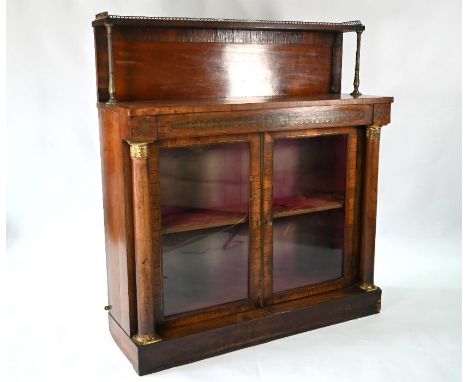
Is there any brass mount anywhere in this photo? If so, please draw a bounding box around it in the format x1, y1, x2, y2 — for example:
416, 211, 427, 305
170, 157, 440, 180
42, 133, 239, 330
132, 334, 162, 346
129, 143, 149, 160
366, 125, 381, 140
359, 282, 378, 292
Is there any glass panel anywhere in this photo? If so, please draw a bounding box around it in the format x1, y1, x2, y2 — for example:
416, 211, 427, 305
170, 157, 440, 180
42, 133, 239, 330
163, 224, 249, 316
272, 135, 347, 293
159, 143, 250, 316
273, 135, 347, 206
160, 143, 250, 233
273, 210, 344, 293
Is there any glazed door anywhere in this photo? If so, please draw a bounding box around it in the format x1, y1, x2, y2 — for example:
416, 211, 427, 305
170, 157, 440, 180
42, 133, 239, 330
153, 128, 357, 327
154, 134, 261, 327
262, 128, 358, 305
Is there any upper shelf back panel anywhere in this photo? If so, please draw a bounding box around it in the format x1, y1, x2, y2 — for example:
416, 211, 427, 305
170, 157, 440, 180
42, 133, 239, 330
93, 15, 362, 102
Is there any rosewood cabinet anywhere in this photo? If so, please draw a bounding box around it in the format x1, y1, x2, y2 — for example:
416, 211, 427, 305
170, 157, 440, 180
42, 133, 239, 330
93, 12, 393, 375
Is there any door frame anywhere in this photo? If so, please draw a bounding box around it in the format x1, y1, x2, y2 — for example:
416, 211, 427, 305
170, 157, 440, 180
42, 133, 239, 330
150, 133, 262, 330
262, 127, 358, 305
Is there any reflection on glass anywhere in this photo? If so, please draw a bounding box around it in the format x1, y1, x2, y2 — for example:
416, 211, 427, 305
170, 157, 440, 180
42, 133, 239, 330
273, 135, 347, 202
159, 143, 251, 316
273, 211, 344, 293
272, 135, 347, 293
163, 224, 249, 316
160, 143, 250, 234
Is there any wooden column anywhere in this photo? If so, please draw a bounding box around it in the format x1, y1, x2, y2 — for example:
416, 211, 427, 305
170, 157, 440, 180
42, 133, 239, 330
129, 142, 161, 345
262, 133, 274, 306
249, 134, 262, 307
359, 125, 382, 291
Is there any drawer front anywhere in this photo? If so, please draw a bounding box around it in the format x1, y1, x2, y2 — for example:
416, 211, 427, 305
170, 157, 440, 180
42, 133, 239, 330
156, 105, 373, 139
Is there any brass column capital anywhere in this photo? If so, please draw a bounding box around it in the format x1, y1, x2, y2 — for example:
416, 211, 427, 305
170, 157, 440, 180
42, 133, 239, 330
130, 142, 149, 160
366, 125, 382, 140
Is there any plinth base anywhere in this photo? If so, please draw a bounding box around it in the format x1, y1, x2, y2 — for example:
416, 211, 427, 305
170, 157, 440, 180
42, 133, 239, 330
109, 286, 381, 375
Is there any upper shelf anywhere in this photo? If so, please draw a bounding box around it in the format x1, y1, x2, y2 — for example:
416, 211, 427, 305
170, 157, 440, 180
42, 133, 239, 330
92, 13, 365, 32
92, 13, 366, 103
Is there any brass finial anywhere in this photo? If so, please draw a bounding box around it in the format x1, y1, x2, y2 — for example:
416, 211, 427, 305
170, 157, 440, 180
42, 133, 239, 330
95, 11, 109, 20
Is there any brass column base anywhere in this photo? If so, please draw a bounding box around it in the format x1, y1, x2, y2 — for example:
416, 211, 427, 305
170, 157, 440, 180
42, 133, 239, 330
132, 334, 162, 346
359, 282, 378, 292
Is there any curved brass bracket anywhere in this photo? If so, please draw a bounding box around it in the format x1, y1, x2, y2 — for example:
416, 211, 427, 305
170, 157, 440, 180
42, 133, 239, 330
132, 334, 162, 346
360, 282, 378, 292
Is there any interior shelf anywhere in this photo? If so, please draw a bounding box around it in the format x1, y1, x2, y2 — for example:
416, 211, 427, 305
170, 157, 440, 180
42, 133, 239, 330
273, 194, 344, 219
162, 206, 248, 234
162, 194, 343, 234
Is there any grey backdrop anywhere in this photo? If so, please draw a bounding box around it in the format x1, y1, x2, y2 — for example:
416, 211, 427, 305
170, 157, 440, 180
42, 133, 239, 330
7, 1, 461, 381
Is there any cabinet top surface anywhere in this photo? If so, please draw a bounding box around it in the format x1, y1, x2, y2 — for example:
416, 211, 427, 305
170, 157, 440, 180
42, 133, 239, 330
97, 93, 394, 116
92, 12, 365, 32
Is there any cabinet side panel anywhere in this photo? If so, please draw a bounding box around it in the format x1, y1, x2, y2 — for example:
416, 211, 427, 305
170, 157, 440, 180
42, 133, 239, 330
99, 109, 135, 335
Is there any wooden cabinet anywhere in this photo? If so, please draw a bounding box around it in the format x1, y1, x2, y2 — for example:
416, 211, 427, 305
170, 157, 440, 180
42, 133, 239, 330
93, 12, 393, 375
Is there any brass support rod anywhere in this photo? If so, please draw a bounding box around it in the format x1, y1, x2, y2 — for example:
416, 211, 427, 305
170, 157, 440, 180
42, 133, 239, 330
105, 23, 117, 104
350, 30, 363, 97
